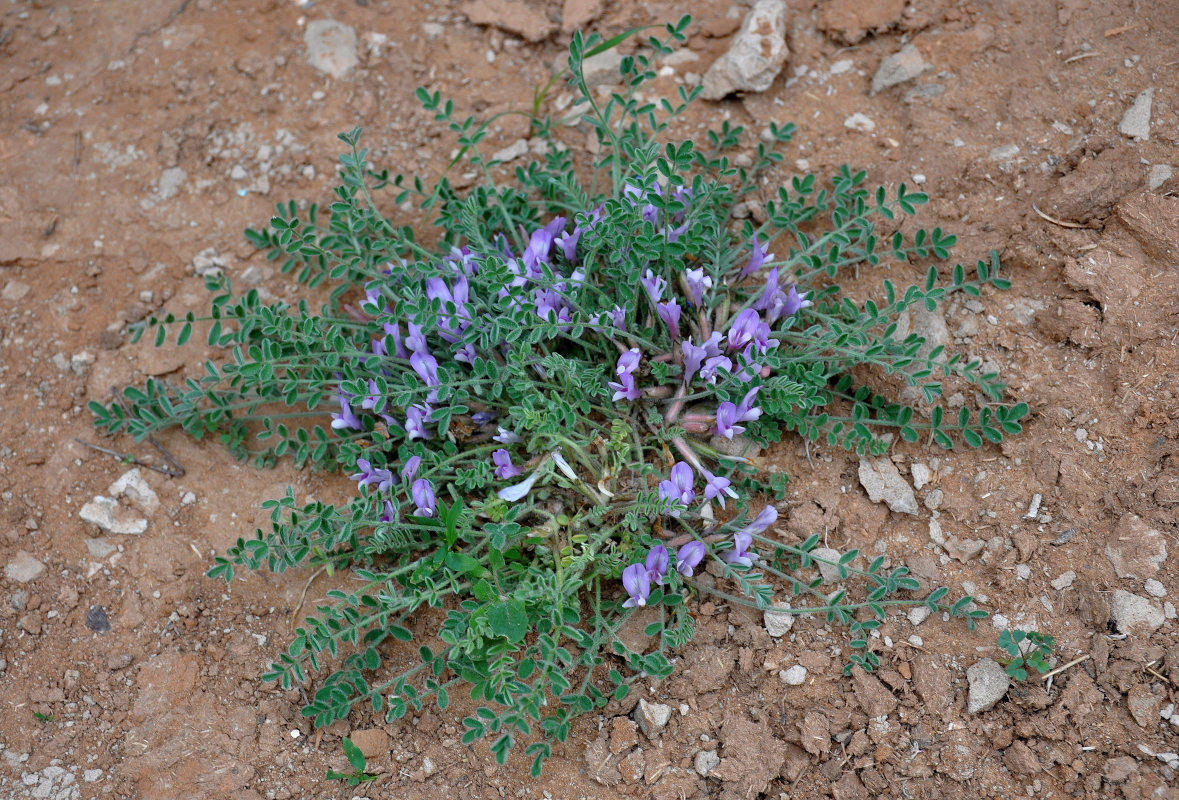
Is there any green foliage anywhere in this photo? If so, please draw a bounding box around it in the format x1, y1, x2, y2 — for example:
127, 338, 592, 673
89, 16, 1026, 774
998, 628, 1055, 681
325, 737, 379, 786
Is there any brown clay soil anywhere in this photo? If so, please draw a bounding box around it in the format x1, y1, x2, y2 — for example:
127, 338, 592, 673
2, 0, 1179, 798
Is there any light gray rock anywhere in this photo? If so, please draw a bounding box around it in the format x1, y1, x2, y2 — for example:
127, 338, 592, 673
910, 463, 932, 490
858, 457, 919, 515
811, 547, 844, 583
1111, 589, 1166, 635
1145, 579, 1167, 598
763, 601, 794, 637
1106, 515, 1167, 579
109, 468, 160, 515
872, 44, 930, 94
701, 0, 789, 100
304, 19, 359, 79
85, 538, 117, 559
1050, 571, 1076, 590
491, 139, 529, 163
780, 665, 807, 685
2, 280, 31, 301
581, 49, 623, 87
908, 606, 930, 626
79, 496, 148, 536
1149, 164, 1174, 190
966, 658, 1009, 714
5, 551, 46, 584
694, 749, 720, 776
843, 112, 875, 133
989, 144, 1020, 161
1119, 88, 1153, 141
634, 698, 673, 739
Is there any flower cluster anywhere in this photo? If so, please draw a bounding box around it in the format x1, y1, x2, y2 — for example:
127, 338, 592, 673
620, 541, 704, 608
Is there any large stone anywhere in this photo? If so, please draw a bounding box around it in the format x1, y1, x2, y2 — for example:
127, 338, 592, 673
966, 658, 1009, 714
871, 44, 930, 94
1111, 589, 1166, 635
701, 0, 789, 100
858, 457, 919, 515
1106, 515, 1167, 579
304, 20, 358, 79
5, 551, 46, 584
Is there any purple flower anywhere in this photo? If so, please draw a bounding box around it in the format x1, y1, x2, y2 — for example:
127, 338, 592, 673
645, 545, 669, 585
676, 541, 706, 577
656, 300, 681, 340
401, 455, 422, 483
783, 285, 812, 317
616, 348, 641, 377
726, 308, 760, 352
735, 386, 762, 423
681, 339, 706, 385
405, 321, 430, 355
454, 342, 478, 364
608, 306, 627, 331
621, 562, 651, 608
522, 219, 562, 271
640, 269, 666, 305
658, 461, 695, 515
471, 411, 497, 425
492, 449, 523, 480
425, 274, 471, 342
684, 267, 712, 308
411, 478, 436, 518
699, 355, 732, 385
405, 405, 431, 441
715, 403, 744, 439
410, 351, 441, 403
738, 232, 774, 280
494, 427, 521, 444
723, 531, 758, 568
702, 470, 739, 509
744, 505, 778, 535
350, 458, 395, 493
380, 500, 397, 524
331, 390, 363, 431
608, 372, 643, 403
360, 378, 383, 412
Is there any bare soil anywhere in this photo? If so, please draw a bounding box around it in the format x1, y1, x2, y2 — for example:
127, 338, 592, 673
2, 1, 1178, 798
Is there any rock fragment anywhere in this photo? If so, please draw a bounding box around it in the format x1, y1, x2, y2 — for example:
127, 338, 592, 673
109, 468, 160, 515
1119, 88, 1153, 141
871, 44, 930, 94
853, 668, 898, 716
910, 463, 932, 490
966, 658, 1009, 713
694, 749, 720, 776
462, 0, 557, 43
2, 280, 31, 301
304, 20, 359, 79
701, 0, 789, 100
1105, 515, 1167, 579
843, 112, 876, 133
634, 698, 673, 739
561, 0, 603, 34
5, 551, 46, 584
79, 496, 148, 536
858, 457, 919, 515
780, 665, 807, 685
1110, 589, 1166, 635
763, 601, 794, 637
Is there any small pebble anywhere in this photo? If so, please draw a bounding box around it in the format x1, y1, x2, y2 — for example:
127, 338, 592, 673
1145, 579, 1167, 598
908, 606, 930, 626
1050, 571, 1076, 590
908, 635, 923, 647
780, 665, 808, 686
1016, 564, 1031, 581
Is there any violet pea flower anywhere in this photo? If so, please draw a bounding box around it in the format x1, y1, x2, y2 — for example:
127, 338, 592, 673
783, 285, 812, 317
621, 562, 651, 608
492, 449, 523, 480
350, 458, 394, 493
608, 372, 643, 403
735, 386, 762, 423
645, 545, 670, 586
411, 478, 436, 518
701, 331, 725, 358
608, 306, 627, 331
684, 267, 712, 309
405, 405, 431, 441
401, 455, 422, 483
494, 427, 521, 445
616, 348, 641, 377
715, 402, 744, 439
380, 500, 397, 524
405, 321, 430, 355
738, 232, 774, 280
681, 339, 707, 385
723, 531, 758, 568
330, 390, 363, 431
656, 300, 681, 340
744, 505, 779, 535
676, 541, 706, 577
640, 269, 666, 305
699, 355, 732, 385
658, 461, 695, 515
702, 470, 739, 509
360, 378, 383, 412
726, 308, 762, 352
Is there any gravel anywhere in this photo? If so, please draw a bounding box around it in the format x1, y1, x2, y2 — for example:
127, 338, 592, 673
763, 601, 794, 637
694, 749, 720, 776
634, 698, 673, 739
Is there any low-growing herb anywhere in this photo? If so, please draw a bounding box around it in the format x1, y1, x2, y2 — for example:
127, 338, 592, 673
998, 628, 1055, 681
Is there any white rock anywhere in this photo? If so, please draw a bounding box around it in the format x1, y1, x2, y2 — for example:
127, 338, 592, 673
422, 22, 444, 38
1119, 88, 1154, 141
910, 463, 932, 490
79, 496, 148, 536
908, 634, 923, 647
2, 280, 32, 301
858, 457, 919, 515
1050, 571, 1075, 590
580, 50, 623, 87
843, 112, 875, 133
701, 0, 789, 100
928, 517, 946, 546
5, 552, 46, 584
1145, 579, 1167, 598
908, 606, 931, 626
991, 613, 1010, 630
694, 749, 720, 776
1111, 589, 1166, 635
780, 665, 807, 685
634, 698, 673, 739
83, 769, 103, 782
966, 658, 1009, 714
1016, 564, 1031, 581
763, 601, 794, 637
871, 44, 930, 94
829, 58, 854, 75
1149, 164, 1174, 190
1167, 602, 1177, 620
989, 144, 1020, 161
491, 139, 529, 163
85, 538, 117, 559
811, 547, 845, 583
304, 19, 359, 79
109, 468, 160, 515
